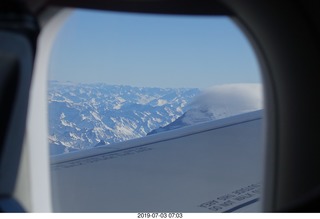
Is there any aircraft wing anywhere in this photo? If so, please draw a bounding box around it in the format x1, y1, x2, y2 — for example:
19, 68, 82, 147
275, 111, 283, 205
51, 110, 263, 212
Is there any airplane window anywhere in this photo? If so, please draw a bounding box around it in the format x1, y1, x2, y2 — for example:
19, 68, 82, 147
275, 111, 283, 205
48, 9, 262, 156
48, 9, 264, 212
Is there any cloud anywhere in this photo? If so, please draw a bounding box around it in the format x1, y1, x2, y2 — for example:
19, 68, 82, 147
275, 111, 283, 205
189, 83, 263, 119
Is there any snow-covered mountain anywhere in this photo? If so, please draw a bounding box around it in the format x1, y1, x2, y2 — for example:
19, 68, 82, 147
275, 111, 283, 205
48, 81, 200, 155
48, 82, 263, 155
147, 108, 215, 135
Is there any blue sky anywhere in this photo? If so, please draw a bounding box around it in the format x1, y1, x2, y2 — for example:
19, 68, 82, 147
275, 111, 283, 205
49, 9, 261, 89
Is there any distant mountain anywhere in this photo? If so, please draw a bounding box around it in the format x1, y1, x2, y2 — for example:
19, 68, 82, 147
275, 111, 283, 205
147, 108, 216, 135
48, 81, 200, 155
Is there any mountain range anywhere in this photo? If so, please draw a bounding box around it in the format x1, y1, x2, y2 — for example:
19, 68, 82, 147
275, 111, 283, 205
48, 82, 263, 155
48, 81, 200, 155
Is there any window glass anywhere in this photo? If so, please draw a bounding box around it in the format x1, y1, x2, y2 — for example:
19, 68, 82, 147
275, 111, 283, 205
48, 9, 264, 213
48, 10, 262, 155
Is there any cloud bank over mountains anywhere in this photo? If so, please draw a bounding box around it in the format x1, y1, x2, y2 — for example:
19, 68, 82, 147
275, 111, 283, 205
149, 83, 263, 135
190, 83, 263, 119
